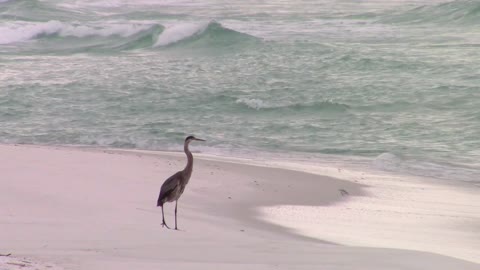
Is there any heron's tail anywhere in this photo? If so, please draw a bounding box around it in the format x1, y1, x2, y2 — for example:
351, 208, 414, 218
156, 197, 163, 207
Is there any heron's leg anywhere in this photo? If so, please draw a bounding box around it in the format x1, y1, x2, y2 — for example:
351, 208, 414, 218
175, 200, 178, 230
161, 205, 170, 229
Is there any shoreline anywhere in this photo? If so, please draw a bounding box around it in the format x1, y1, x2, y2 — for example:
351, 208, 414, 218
1, 144, 479, 269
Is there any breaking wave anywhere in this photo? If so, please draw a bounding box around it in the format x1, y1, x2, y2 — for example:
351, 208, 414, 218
0, 19, 258, 52
153, 20, 259, 48
0, 20, 160, 45
154, 21, 211, 47
235, 98, 350, 113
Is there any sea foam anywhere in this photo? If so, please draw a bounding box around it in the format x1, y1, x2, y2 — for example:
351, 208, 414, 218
153, 21, 210, 47
0, 21, 155, 44
235, 98, 269, 110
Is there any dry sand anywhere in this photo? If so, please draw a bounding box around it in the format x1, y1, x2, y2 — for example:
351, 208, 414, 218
0, 144, 479, 269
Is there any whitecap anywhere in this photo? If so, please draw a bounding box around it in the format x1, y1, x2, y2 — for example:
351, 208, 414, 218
235, 98, 270, 110
153, 21, 210, 47
0, 21, 156, 44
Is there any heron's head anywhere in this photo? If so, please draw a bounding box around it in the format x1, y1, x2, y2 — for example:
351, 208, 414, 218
185, 135, 205, 144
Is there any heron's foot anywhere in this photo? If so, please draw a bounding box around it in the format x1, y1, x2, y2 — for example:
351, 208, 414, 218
161, 221, 171, 229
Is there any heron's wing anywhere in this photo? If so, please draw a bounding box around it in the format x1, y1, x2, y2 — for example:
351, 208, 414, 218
157, 171, 182, 205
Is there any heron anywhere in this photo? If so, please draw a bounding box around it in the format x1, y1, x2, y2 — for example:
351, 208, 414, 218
157, 135, 205, 230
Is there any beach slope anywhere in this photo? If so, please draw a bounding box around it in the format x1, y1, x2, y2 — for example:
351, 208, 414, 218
0, 145, 478, 270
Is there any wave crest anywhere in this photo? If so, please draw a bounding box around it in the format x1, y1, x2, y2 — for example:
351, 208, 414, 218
235, 98, 350, 113
0, 19, 257, 52
0, 20, 161, 45
154, 21, 210, 47
153, 20, 259, 48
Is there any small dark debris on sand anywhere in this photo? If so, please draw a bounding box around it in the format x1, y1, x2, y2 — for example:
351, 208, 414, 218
339, 189, 349, 196
6, 262, 27, 267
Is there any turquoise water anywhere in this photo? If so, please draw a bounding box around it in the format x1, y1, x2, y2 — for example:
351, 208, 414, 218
1, 0, 479, 181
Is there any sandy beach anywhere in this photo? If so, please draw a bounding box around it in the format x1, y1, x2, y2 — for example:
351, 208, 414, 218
1, 144, 479, 270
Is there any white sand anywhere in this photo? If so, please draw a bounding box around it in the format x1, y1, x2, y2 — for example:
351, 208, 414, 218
0, 255, 63, 270
259, 160, 480, 263
0, 144, 479, 270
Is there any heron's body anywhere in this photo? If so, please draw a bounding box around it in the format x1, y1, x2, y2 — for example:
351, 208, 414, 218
157, 171, 188, 206
157, 135, 204, 230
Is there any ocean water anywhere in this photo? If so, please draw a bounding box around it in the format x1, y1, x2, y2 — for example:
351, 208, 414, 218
1, 0, 479, 182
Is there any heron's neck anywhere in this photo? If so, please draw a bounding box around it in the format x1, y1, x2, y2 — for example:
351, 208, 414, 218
184, 141, 193, 177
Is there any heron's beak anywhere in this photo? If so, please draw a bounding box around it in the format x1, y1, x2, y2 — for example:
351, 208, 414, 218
195, 138, 206, 142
